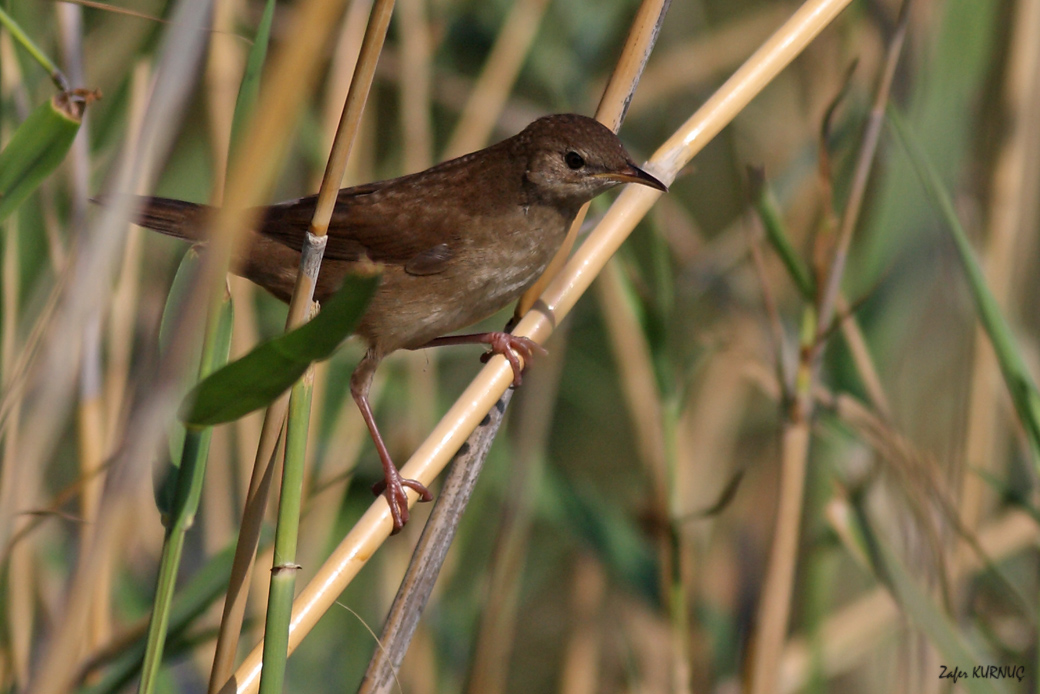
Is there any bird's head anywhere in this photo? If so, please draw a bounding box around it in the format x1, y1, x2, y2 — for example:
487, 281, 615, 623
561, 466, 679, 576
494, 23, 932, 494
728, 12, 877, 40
519, 114, 667, 205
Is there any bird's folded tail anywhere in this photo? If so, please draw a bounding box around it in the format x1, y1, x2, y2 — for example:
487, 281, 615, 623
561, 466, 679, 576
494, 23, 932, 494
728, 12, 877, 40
100, 195, 215, 242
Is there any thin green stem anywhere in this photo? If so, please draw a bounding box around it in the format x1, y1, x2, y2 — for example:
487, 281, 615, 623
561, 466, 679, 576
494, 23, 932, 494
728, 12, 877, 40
81, 542, 239, 694
0, 6, 69, 90
257, 367, 314, 694
748, 166, 816, 299
137, 292, 233, 694
228, 0, 276, 164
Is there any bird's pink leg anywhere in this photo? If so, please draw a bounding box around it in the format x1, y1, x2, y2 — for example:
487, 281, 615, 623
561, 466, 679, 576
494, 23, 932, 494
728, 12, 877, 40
351, 351, 432, 533
415, 332, 547, 387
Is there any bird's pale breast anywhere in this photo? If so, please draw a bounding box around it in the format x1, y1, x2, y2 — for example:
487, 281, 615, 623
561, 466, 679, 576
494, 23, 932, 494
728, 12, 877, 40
355, 201, 572, 356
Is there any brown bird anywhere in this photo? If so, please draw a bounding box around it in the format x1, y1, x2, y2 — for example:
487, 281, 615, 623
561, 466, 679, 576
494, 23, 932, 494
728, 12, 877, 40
132, 113, 666, 531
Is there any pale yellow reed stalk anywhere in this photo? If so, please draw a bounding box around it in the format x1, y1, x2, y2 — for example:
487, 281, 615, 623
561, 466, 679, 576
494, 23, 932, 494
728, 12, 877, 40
321, 0, 372, 165
103, 62, 151, 456
0, 167, 30, 693
750, 420, 809, 694
58, 2, 117, 654
204, 0, 245, 199
0, 31, 33, 689
631, 2, 794, 114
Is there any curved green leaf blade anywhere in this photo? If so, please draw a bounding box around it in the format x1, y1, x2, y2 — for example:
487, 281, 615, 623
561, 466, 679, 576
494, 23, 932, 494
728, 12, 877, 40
889, 106, 1040, 467
227, 0, 276, 164
852, 500, 1008, 694
158, 248, 204, 476
182, 270, 380, 426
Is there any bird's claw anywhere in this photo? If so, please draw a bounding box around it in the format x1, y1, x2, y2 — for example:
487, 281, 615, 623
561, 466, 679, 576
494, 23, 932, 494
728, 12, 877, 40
479, 333, 547, 387
372, 471, 432, 533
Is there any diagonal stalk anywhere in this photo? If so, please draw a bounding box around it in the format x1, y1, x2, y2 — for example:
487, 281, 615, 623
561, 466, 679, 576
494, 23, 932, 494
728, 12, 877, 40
0, 6, 68, 89
358, 389, 513, 693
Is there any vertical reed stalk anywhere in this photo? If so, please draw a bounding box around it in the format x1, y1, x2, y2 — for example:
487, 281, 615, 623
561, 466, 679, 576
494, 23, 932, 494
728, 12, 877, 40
0, 33, 31, 689
58, 1, 113, 655
251, 0, 394, 688
1, 214, 30, 687
748, 309, 814, 694
257, 368, 314, 694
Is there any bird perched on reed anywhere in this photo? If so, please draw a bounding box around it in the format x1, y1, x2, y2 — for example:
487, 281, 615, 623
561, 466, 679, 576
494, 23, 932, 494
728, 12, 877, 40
131, 113, 667, 531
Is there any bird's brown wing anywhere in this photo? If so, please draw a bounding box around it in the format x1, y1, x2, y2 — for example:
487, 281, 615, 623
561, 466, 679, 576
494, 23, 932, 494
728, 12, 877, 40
256, 178, 458, 275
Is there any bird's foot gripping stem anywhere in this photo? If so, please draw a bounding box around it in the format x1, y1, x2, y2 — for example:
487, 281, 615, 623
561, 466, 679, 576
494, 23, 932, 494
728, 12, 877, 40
477, 333, 547, 387
418, 332, 547, 387
372, 468, 433, 534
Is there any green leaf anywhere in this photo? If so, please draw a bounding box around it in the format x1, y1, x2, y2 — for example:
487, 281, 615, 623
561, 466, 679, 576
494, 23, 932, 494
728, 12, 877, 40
157, 248, 204, 479
182, 270, 380, 426
889, 106, 1040, 467
0, 93, 84, 222
227, 0, 277, 169
851, 501, 1008, 694
154, 250, 234, 512
748, 165, 815, 299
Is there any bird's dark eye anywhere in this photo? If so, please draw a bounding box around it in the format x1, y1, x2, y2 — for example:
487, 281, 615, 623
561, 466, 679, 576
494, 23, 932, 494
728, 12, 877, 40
565, 151, 585, 169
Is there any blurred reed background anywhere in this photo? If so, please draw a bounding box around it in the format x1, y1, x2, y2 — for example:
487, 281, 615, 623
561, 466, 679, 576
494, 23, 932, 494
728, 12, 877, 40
0, 0, 1037, 692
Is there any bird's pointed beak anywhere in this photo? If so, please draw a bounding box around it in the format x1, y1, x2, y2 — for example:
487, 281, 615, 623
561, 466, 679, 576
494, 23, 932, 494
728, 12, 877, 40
597, 163, 668, 192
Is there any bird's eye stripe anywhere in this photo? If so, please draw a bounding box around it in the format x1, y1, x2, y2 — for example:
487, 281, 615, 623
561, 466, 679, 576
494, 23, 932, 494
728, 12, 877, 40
565, 151, 585, 169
